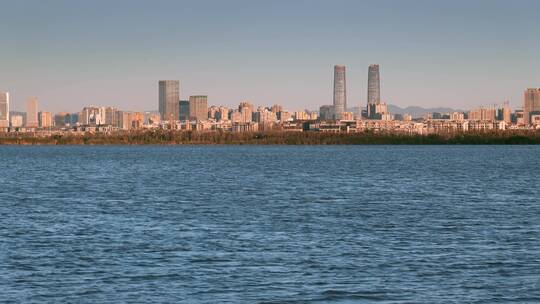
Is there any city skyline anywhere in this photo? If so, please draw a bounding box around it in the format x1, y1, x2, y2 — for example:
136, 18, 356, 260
1, 1, 539, 112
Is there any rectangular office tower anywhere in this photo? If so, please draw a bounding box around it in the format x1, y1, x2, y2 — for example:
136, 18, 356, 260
159, 80, 180, 121
26, 96, 39, 128
523, 88, 540, 125
189, 96, 208, 121
0, 92, 9, 128
367, 64, 381, 118
333, 65, 347, 115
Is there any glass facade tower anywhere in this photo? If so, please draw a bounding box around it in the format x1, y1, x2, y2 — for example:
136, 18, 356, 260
367, 64, 381, 118
333, 65, 347, 115
159, 80, 180, 120
0, 92, 9, 128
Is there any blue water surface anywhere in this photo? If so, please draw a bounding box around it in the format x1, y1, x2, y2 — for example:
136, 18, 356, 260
1, 145, 539, 303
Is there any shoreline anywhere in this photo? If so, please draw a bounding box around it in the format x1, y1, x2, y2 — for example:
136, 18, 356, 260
1, 130, 540, 145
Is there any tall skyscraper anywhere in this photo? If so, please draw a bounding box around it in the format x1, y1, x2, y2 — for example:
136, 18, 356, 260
179, 100, 190, 120
26, 97, 39, 128
0, 92, 9, 128
367, 64, 381, 118
159, 80, 180, 121
189, 95, 208, 121
523, 88, 540, 125
333, 65, 347, 115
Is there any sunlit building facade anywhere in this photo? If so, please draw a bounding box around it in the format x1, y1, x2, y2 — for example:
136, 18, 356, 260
26, 97, 39, 128
189, 95, 208, 121
333, 65, 347, 115
367, 64, 381, 118
159, 80, 180, 121
523, 88, 540, 125
0, 92, 9, 128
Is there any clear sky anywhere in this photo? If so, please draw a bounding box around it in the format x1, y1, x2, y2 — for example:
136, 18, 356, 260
1, 0, 539, 112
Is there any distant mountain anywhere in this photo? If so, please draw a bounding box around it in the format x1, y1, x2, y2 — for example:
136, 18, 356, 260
347, 105, 465, 119
388, 105, 466, 118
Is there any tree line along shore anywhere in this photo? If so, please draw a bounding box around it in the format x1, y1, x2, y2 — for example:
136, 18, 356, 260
1, 130, 540, 145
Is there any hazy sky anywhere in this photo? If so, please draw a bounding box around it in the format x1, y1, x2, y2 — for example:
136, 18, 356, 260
1, 0, 539, 112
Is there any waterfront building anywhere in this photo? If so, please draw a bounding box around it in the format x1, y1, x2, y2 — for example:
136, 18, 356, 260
530, 114, 540, 126
26, 97, 39, 128
495, 101, 512, 123
0, 92, 9, 128
237, 102, 253, 123
54, 112, 71, 127
515, 110, 525, 125
340, 112, 354, 121
231, 110, 242, 123
189, 95, 208, 121
208, 105, 219, 120
158, 80, 180, 121
69, 113, 79, 126
145, 112, 161, 125
319, 105, 335, 120
376, 103, 388, 116
254, 108, 277, 124
179, 100, 190, 120
469, 106, 496, 121
79, 106, 105, 125
450, 112, 465, 121
271, 104, 283, 113
104, 107, 118, 126
523, 88, 540, 125
333, 65, 347, 115
367, 64, 381, 118
278, 111, 292, 122
239, 101, 254, 112
294, 111, 310, 120
10, 114, 23, 128
217, 106, 229, 121
116, 111, 134, 130
254, 108, 277, 130
232, 122, 258, 132
38, 111, 53, 128
381, 113, 394, 121
132, 112, 144, 129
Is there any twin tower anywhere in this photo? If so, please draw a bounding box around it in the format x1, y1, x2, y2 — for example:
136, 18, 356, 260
333, 64, 381, 119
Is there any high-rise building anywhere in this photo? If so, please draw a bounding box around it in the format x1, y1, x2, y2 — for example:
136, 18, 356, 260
26, 97, 39, 128
54, 112, 71, 127
523, 88, 540, 125
179, 100, 190, 120
159, 80, 180, 121
217, 106, 229, 121
79, 106, 105, 125
503, 101, 511, 124
10, 114, 24, 128
271, 104, 283, 113
0, 92, 9, 128
239, 101, 253, 123
319, 105, 335, 120
116, 111, 134, 130
468, 106, 496, 121
104, 107, 118, 125
496, 102, 512, 123
189, 95, 208, 121
333, 65, 346, 115
367, 64, 381, 118
38, 111, 53, 128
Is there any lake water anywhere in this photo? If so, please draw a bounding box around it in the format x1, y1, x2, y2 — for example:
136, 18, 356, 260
1, 145, 540, 303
